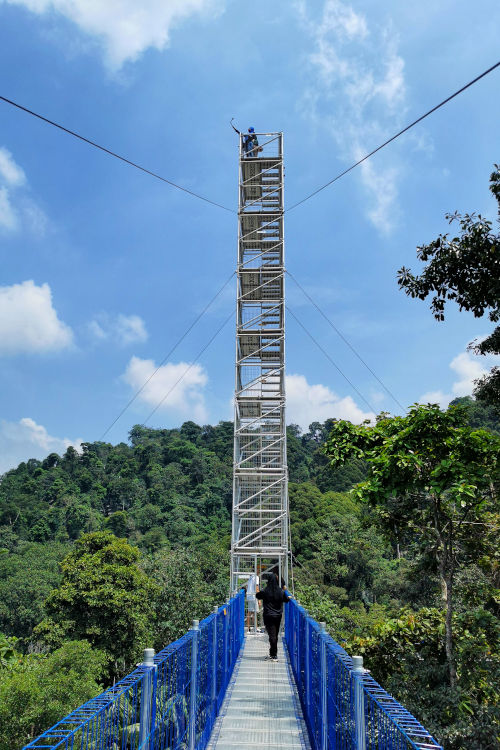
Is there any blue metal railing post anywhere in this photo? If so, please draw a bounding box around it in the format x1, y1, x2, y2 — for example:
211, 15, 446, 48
352, 655, 366, 750
224, 600, 229, 686
138, 648, 156, 750
304, 611, 310, 718
189, 619, 200, 750
320, 622, 328, 750
211, 606, 218, 708
148, 659, 158, 750
295, 603, 300, 677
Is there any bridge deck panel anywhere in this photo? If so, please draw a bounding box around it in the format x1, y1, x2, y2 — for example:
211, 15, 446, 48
207, 633, 310, 750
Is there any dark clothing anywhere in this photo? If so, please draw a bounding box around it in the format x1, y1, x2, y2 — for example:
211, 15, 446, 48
243, 133, 259, 157
256, 587, 290, 617
264, 614, 281, 658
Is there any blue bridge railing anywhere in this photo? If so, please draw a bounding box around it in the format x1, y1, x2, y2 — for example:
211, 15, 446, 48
285, 597, 443, 750
23, 591, 245, 750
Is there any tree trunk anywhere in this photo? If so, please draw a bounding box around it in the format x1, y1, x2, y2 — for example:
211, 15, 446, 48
438, 547, 457, 690
434, 496, 457, 690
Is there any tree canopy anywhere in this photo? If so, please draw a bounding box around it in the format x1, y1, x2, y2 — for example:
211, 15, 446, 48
34, 532, 158, 677
398, 164, 500, 408
324, 403, 500, 692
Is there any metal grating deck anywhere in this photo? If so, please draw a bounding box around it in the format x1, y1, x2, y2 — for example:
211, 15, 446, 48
207, 633, 311, 750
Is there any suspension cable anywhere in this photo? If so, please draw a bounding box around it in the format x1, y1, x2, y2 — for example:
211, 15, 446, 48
287, 271, 404, 411
286, 305, 376, 414
100, 272, 235, 439
143, 309, 234, 425
0, 94, 236, 214
286, 60, 500, 212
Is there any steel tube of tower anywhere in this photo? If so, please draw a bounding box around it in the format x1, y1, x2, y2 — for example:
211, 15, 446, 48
230, 132, 288, 595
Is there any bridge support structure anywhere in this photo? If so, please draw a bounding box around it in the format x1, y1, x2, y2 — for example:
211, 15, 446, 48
230, 131, 289, 595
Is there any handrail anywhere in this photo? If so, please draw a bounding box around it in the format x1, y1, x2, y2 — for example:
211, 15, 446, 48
284, 597, 443, 750
23, 591, 245, 750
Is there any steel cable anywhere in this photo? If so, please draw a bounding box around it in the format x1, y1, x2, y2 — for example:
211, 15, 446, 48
286, 305, 376, 414
100, 272, 235, 439
287, 271, 404, 411
0, 94, 236, 214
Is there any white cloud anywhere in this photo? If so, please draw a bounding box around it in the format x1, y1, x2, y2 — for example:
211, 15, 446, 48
297, 0, 407, 232
0, 280, 73, 354
418, 389, 450, 410
88, 313, 148, 346
286, 373, 374, 430
122, 355, 208, 422
0, 146, 47, 234
0, 147, 26, 187
3, 0, 225, 70
419, 347, 500, 408
358, 158, 398, 234
449, 352, 489, 397
0, 187, 18, 231
0, 417, 82, 475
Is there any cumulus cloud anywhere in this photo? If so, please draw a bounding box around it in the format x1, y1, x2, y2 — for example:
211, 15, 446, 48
286, 373, 374, 430
3, 0, 225, 70
122, 355, 208, 422
0, 280, 73, 354
0, 417, 82, 475
296, 0, 407, 232
0, 146, 47, 234
0, 147, 26, 187
419, 347, 500, 408
88, 313, 148, 346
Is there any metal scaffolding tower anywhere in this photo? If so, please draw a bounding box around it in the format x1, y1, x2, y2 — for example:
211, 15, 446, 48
230, 132, 288, 595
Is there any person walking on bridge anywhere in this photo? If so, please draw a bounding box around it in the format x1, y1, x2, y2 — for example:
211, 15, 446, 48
256, 572, 290, 661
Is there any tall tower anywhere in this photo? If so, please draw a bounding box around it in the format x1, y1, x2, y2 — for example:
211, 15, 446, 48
230, 132, 288, 594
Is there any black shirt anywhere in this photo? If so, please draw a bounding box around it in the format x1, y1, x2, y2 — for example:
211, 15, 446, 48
256, 588, 290, 617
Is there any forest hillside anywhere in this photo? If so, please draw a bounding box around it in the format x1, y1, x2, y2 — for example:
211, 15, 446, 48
0, 395, 498, 750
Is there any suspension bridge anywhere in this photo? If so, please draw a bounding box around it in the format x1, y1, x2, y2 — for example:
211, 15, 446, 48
23, 133, 443, 750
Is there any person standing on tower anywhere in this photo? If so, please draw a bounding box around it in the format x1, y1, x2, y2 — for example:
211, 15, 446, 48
243, 127, 260, 157
230, 121, 261, 158
256, 572, 290, 661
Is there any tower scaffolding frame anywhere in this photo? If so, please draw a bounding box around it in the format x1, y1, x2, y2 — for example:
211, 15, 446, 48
230, 132, 289, 596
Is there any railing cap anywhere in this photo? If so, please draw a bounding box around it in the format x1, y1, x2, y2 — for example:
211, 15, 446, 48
352, 654, 364, 672
142, 648, 155, 667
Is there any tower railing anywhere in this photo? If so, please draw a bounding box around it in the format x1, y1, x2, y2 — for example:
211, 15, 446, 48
22, 591, 245, 750
284, 597, 443, 750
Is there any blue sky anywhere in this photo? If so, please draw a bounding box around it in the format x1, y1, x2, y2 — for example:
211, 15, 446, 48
0, 0, 499, 472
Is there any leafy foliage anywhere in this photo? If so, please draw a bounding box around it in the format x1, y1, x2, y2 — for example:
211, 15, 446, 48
0, 640, 107, 750
0, 542, 69, 639
324, 404, 500, 687
1, 410, 499, 748
398, 164, 500, 408
33, 532, 158, 677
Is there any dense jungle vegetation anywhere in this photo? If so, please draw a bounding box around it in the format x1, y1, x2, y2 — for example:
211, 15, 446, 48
0, 395, 498, 749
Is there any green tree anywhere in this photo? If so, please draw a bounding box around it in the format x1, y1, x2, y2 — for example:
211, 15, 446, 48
398, 164, 500, 408
0, 542, 68, 639
0, 640, 107, 750
323, 404, 500, 689
449, 395, 500, 434
348, 606, 500, 750
142, 542, 229, 649
34, 532, 158, 676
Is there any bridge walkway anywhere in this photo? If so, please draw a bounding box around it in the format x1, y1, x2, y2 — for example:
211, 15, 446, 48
207, 633, 310, 750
